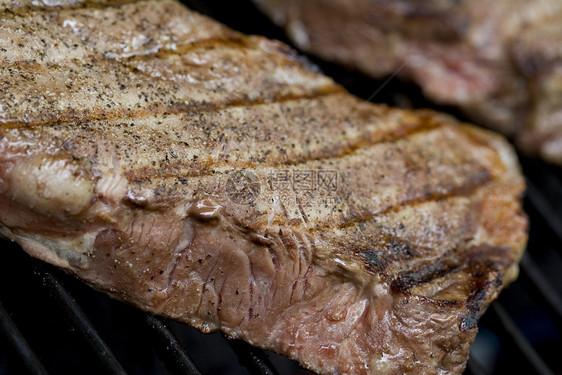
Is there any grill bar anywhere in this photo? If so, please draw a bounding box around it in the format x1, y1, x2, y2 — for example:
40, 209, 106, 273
525, 180, 562, 244
34, 266, 127, 375
0, 301, 49, 375
143, 315, 202, 375
227, 338, 280, 375
491, 303, 554, 375
519, 254, 562, 332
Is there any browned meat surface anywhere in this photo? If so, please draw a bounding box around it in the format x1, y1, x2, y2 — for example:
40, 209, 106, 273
0, 1, 527, 374
252, 0, 562, 165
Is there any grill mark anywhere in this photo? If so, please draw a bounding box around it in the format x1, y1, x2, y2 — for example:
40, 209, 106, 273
341, 167, 491, 229
461, 288, 487, 330
0, 0, 142, 15
302, 113, 444, 167
84, 37, 246, 82
118, 33, 311, 71
120, 35, 252, 61
0, 86, 342, 130
1, 37, 340, 128
123, 116, 443, 182
461, 260, 503, 330
391, 244, 509, 302
355, 235, 420, 273
0, 33, 243, 70
392, 257, 461, 291
306, 168, 494, 285
325, 170, 492, 274
1, 14, 338, 128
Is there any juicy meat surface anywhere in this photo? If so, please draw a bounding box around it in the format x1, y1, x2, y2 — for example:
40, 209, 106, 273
0, 1, 527, 374
252, 0, 562, 165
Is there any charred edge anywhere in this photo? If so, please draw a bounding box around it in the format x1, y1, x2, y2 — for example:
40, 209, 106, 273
391, 257, 460, 292
461, 288, 487, 330
354, 236, 419, 273
461, 262, 504, 330
386, 238, 416, 258
363, 250, 386, 271
391, 244, 509, 301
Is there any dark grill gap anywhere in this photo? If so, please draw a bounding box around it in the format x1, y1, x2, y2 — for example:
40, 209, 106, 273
143, 315, 202, 375
35, 266, 127, 375
0, 302, 47, 375
1, 1, 562, 374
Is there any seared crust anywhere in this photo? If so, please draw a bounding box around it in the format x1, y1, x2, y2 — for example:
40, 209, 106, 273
0, 1, 527, 374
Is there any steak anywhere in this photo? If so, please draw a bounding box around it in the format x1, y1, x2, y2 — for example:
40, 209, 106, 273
252, 0, 562, 165
0, 1, 527, 374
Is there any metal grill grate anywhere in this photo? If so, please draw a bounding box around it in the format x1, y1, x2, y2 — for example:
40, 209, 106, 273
1, 1, 562, 374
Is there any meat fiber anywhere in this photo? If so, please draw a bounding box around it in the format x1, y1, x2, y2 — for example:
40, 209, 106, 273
0, 1, 527, 374
252, 0, 562, 165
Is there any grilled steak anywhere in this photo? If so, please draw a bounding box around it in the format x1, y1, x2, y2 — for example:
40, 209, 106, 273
252, 0, 562, 165
0, 1, 527, 374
